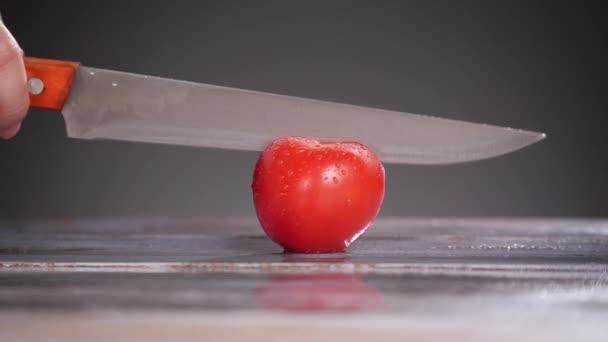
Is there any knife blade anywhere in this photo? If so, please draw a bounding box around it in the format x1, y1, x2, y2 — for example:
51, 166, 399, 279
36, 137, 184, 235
24, 57, 545, 165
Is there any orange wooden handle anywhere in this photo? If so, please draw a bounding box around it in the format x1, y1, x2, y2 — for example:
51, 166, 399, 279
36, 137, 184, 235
24, 57, 80, 111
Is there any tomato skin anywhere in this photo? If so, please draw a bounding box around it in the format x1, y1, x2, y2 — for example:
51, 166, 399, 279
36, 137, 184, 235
251, 136, 385, 253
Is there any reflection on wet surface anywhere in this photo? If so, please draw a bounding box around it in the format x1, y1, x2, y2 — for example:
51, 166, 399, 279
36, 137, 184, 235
0, 271, 606, 315
0, 217, 607, 340
256, 273, 383, 312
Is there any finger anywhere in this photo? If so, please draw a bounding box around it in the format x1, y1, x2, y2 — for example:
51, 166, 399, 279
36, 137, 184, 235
0, 20, 29, 131
0, 122, 21, 139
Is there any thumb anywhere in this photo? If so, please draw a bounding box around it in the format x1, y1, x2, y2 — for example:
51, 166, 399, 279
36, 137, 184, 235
0, 18, 29, 139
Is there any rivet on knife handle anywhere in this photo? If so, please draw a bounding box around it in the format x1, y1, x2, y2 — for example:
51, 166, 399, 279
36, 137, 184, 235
24, 57, 80, 111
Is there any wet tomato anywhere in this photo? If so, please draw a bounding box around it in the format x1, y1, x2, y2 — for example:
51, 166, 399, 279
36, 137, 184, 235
251, 136, 385, 253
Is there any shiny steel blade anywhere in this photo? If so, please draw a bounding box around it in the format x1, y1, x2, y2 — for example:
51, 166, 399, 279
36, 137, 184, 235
61, 66, 545, 165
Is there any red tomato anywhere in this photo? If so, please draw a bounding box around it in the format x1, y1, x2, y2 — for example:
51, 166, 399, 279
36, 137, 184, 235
251, 136, 385, 253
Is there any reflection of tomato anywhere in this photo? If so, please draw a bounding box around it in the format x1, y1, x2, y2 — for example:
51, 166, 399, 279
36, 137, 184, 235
280, 254, 347, 264
256, 273, 382, 312
251, 136, 385, 253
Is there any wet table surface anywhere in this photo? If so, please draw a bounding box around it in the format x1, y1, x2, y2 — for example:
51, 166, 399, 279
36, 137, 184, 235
0, 217, 607, 341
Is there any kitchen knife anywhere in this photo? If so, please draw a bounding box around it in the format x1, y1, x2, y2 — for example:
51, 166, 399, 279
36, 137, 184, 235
24, 57, 545, 165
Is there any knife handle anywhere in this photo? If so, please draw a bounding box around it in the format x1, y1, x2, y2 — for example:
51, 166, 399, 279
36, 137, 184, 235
23, 57, 80, 112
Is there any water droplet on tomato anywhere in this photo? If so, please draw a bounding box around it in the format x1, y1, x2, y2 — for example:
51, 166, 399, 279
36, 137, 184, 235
287, 170, 294, 176
332, 177, 338, 184
341, 169, 347, 176
297, 149, 306, 154
277, 160, 284, 165
315, 155, 323, 161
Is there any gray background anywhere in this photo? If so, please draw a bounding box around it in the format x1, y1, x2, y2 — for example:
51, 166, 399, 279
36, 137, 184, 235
1, 1, 607, 219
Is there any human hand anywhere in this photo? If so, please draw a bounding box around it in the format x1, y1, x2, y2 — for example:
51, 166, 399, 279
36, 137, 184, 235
0, 18, 29, 139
